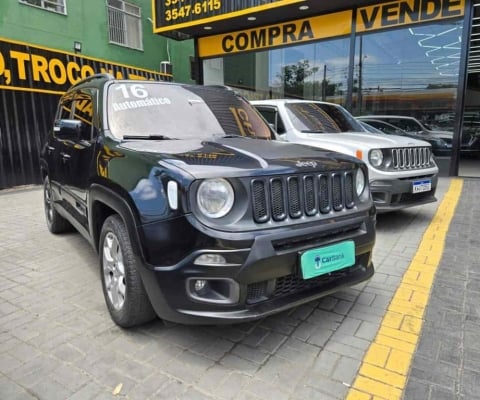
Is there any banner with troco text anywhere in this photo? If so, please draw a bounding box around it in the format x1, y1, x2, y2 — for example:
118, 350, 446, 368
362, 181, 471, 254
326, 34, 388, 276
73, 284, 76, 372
0, 38, 170, 95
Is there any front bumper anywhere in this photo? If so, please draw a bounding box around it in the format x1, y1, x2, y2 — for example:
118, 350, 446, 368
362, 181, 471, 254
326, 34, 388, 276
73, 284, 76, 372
370, 174, 438, 213
137, 211, 376, 324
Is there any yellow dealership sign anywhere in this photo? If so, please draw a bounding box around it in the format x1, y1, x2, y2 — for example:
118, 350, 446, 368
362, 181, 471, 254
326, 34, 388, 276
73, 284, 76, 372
197, 0, 465, 58
198, 11, 352, 58
357, 0, 464, 32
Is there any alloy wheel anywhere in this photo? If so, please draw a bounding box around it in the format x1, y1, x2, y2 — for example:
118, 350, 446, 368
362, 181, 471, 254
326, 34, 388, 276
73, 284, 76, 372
102, 232, 126, 311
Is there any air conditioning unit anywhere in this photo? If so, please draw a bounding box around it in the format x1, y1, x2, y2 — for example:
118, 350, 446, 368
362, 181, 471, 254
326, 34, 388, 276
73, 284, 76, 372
160, 61, 172, 75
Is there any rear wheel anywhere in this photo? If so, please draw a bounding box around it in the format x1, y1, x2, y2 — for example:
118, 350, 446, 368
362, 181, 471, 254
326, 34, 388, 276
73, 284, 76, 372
99, 215, 156, 328
43, 176, 72, 234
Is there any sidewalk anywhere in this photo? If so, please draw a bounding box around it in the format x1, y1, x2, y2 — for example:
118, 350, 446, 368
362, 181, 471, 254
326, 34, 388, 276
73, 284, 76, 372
0, 177, 477, 400
404, 178, 480, 400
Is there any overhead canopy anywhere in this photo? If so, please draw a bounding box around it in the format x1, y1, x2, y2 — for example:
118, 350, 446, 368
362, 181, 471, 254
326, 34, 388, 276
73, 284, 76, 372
153, 0, 379, 40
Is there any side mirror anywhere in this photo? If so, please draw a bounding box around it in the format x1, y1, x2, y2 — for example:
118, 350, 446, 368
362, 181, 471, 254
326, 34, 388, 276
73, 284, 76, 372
54, 119, 82, 141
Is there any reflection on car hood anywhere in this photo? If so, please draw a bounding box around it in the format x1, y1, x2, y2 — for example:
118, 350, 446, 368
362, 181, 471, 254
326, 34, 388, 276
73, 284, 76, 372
303, 132, 432, 149
119, 137, 360, 179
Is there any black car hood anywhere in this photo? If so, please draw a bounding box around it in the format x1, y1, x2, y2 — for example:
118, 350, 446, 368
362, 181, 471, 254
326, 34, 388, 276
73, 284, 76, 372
119, 138, 359, 179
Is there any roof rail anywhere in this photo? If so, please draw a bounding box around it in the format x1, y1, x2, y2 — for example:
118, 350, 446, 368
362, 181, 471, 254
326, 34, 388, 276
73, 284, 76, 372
70, 73, 115, 89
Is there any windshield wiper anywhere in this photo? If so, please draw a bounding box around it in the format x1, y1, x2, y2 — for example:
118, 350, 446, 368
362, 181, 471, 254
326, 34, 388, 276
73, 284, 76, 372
301, 130, 326, 133
122, 135, 177, 140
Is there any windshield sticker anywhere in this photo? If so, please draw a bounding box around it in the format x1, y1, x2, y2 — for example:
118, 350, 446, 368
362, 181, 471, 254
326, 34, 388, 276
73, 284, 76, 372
230, 106, 256, 136
112, 83, 172, 112
112, 97, 172, 112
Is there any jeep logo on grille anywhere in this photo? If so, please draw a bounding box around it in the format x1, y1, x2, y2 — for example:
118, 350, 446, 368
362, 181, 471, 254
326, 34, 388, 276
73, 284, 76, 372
296, 160, 318, 168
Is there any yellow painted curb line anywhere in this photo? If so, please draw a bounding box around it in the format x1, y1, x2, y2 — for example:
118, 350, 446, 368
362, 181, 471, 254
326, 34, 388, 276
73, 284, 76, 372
346, 178, 464, 400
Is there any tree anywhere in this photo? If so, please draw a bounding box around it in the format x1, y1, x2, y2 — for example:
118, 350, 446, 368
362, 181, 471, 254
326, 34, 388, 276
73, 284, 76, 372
277, 60, 342, 99
278, 60, 319, 98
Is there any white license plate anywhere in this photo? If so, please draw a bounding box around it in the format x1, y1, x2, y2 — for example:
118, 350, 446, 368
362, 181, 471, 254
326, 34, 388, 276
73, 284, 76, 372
412, 179, 431, 194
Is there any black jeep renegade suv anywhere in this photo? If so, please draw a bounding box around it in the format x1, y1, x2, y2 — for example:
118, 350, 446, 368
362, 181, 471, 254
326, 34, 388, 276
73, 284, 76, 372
40, 74, 376, 327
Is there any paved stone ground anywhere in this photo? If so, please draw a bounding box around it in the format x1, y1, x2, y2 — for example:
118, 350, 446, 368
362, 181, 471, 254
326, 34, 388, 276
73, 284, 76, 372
0, 180, 450, 400
404, 178, 480, 400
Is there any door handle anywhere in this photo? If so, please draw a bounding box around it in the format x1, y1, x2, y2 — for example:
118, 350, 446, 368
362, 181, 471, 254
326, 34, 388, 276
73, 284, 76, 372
60, 152, 71, 162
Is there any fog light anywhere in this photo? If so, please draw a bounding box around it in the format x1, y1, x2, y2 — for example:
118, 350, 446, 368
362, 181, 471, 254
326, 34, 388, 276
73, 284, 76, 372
194, 254, 227, 265
186, 278, 240, 304
194, 279, 207, 292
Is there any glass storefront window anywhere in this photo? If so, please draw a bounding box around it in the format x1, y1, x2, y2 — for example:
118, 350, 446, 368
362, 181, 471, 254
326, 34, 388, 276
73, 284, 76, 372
353, 21, 463, 133
267, 38, 350, 104
200, 19, 465, 166
198, 6, 477, 177
203, 37, 350, 105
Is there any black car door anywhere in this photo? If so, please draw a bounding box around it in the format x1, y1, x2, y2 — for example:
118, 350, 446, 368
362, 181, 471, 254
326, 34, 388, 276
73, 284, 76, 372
46, 93, 76, 206
60, 89, 97, 232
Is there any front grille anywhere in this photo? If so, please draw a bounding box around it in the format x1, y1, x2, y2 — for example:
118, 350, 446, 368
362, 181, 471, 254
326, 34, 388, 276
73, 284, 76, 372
399, 191, 433, 203
391, 147, 432, 169
251, 171, 356, 223
245, 267, 355, 304
273, 269, 351, 297
246, 281, 269, 303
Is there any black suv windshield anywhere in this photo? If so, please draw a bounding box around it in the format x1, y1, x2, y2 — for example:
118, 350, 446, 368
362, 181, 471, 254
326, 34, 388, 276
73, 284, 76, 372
285, 102, 364, 133
107, 82, 272, 140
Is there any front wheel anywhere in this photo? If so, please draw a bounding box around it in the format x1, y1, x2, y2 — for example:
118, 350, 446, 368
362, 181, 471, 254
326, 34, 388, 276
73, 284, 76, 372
99, 215, 156, 328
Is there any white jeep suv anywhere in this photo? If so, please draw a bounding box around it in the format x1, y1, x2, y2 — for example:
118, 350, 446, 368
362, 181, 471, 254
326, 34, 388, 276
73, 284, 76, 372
252, 99, 439, 213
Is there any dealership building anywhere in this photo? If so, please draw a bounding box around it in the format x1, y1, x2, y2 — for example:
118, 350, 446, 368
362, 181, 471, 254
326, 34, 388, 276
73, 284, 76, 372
152, 0, 480, 178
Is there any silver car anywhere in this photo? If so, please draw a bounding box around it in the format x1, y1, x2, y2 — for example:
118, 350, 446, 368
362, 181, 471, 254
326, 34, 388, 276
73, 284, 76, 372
252, 99, 439, 213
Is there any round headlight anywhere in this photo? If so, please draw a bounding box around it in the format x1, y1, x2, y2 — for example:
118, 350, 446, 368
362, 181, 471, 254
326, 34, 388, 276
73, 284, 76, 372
369, 149, 384, 167
197, 179, 234, 219
356, 168, 366, 197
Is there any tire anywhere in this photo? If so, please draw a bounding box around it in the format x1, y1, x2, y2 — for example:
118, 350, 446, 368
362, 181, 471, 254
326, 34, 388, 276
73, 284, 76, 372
43, 176, 72, 234
99, 215, 156, 328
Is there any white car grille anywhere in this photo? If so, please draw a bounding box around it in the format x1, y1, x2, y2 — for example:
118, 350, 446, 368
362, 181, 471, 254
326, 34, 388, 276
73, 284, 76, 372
391, 147, 432, 169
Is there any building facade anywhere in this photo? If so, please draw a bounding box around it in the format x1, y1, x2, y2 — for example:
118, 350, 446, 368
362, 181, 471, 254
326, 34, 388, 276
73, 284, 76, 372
0, 0, 194, 189
152, 0, 480, 178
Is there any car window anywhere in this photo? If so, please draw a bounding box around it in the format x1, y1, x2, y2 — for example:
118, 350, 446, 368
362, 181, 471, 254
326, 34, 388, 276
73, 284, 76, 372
255, 107, 286, 134
385, 118, 422, 132
275, 114, 286, 134
56, 90, 94, 141
365, 120, 404, 135
73, 91, 94, 141
107, 83, 273, 140
359, 121, 382, 133
285, 102, 363, 133
58, 95, 74, 120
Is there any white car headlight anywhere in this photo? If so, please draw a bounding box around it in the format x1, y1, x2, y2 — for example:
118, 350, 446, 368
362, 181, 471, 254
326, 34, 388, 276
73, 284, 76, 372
355, 168, 366, 197
369, 149, 384, 167
197, 178, 234, 219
